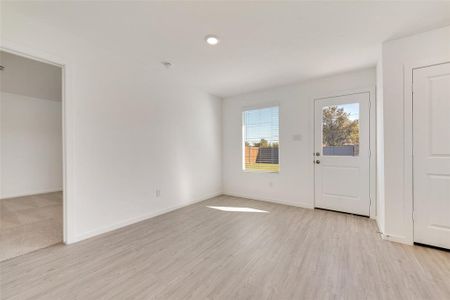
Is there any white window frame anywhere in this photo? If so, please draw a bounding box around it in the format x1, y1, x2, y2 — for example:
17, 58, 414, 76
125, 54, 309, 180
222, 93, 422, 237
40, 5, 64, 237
241, 104, 280, 173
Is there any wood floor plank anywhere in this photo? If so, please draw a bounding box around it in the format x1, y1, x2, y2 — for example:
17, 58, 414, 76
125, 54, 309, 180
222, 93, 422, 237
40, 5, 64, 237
1, 195, 449, 299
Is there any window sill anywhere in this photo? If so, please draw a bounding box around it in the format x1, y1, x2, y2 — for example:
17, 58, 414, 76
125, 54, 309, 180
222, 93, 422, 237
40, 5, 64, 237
242, 169, 280, 174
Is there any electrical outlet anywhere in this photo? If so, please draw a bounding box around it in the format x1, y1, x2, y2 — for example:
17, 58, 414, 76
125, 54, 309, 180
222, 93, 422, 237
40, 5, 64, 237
155, 189, 161, 197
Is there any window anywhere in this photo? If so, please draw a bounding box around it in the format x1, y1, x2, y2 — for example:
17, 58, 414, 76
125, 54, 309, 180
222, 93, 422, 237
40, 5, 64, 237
243, 106, 279, 172
322, 103, 359, 156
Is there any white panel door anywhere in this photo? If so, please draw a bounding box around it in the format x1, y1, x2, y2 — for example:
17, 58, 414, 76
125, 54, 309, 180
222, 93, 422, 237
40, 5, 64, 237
314, 93, 370, 216
413, 63, 450, 249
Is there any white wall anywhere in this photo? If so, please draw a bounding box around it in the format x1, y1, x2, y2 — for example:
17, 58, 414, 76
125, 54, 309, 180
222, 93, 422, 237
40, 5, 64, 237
2, 8, 222, 242
376, 49, 385, 233
222, 68, 376, 208
380, 25, 450, 244
1, 92, 63, 198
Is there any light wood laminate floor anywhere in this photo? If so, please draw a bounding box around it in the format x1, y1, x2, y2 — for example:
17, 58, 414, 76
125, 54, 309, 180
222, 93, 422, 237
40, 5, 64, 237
0, 192, 63, 262
1, 195, 449, 299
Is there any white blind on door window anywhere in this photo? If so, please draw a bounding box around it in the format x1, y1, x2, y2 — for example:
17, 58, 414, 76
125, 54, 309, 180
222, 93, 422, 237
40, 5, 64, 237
243, 106, 279, 172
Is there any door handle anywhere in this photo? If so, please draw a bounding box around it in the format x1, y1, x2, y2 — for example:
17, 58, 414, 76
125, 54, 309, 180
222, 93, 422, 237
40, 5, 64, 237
315, 160, 320, 164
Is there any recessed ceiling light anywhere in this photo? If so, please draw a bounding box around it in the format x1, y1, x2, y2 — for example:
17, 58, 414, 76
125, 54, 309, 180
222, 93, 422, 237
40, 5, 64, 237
161, 61, 172, 68
205, 35, 220, 45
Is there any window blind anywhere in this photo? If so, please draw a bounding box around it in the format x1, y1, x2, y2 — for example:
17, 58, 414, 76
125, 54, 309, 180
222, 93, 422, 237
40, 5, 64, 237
243, 106, 279, 172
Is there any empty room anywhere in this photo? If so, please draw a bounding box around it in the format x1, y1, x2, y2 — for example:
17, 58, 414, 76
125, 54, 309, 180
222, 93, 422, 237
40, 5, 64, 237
0, 1, 449, 299
0, 51, 63, 261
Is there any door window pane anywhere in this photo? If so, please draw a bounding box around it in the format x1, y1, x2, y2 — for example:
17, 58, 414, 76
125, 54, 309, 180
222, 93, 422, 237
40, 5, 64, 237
322, 103, 359, 156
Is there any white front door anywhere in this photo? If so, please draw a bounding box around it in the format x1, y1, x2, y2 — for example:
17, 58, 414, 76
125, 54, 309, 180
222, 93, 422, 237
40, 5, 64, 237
314, 93, 371, 216
413, 63, 450, 249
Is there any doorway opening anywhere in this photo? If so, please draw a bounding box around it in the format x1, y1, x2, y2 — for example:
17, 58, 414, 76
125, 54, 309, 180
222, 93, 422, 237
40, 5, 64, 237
412, 62, 450, 250
0, 50, 64, 261
313, 91, 374, 217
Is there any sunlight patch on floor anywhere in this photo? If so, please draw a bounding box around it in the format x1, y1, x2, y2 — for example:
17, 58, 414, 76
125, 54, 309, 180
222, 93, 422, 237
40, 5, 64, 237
207, 206, 269, 213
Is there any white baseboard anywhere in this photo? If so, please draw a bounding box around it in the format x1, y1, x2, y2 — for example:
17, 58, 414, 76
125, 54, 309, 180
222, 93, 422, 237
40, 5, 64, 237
68, 191, 222, 244
223, 192, 314, 210
1, 188, 63, 200
381, 233, 413, 245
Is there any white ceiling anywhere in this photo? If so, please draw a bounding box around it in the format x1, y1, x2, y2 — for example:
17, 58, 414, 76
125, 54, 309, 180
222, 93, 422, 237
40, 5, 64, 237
4, 1, 450, 98
0, 51, 62, 102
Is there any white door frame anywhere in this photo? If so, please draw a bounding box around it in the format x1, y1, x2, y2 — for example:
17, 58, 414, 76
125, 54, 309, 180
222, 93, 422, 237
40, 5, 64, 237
1, 41, 75, 244
313, 87, 376, 219
404, 57, 450, 245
